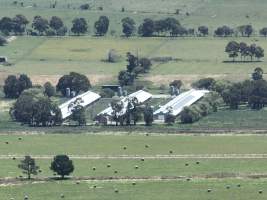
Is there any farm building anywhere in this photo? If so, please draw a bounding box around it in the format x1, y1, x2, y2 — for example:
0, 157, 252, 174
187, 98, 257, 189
59, 90, 101, 120
96, 90, 152, 124
154, 89, 209, 121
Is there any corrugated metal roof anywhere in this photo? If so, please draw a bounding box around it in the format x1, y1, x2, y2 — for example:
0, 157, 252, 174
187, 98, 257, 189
153, 89, 209, 117
59, 91, 101, 119
98, 90, 152, 117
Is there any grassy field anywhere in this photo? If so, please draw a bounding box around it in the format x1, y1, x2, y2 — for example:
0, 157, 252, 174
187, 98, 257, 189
1, 36, 266, 86
1, 133, 267, 199
2, 134, 267, 155
2, 179, 267, 200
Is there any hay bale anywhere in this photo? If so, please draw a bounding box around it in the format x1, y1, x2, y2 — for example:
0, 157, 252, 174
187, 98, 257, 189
93, 185, 97, 189
259, 190, 263, 194
132, 182, 136, 185
135, 165, 139, 169
196, 161, 200, 165
12, 157, 16, 160
18, 137, 22, 140
107, 164, 111, 168
123, 146, 127, 150
169, 150, 173, 154
237, 184, 241, 188
207, 189, 212, 193
60, 194, 65, 198
114, 189, 119, 193
92, 167, 96, 171
185, 163, 189, 166
141, 158, 145, 162
226, 185, 230, 189
186, 178, 191, 181
24, 195, 28, 200
38, 169, 42, 173
5, 142, 9, 144
76, 181, 80, 185
114, 170, 118, 174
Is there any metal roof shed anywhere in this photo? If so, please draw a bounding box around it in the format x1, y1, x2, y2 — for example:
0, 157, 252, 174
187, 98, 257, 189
59, 91, 101, 119
154, 89, 209, 118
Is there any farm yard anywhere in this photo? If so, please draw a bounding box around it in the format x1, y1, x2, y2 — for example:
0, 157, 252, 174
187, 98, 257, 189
1, 133, 267, 199
1, 0, 267, 199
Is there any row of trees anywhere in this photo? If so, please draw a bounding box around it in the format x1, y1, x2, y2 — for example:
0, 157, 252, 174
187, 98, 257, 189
1, 14, 266, 38
225, 41, 264, 62
192, 68, 267, 110
0, 15, 110, 36
19, 155, 74, 180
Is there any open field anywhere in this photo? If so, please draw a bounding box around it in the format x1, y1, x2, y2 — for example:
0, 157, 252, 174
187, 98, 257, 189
2, 179, 267, 200
1, 133, 267, 199
1, 36, 267, 86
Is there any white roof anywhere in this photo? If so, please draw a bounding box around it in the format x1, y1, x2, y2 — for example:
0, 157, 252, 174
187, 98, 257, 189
154, 89, 209, 116
59, 91, 101, 119
98, 90, 152, 117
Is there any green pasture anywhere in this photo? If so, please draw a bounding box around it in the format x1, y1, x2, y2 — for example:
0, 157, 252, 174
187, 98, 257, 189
1, 36, 266, 83
1, 134, 267, 155
2, 158, 267, 179
1, 179, 267, 200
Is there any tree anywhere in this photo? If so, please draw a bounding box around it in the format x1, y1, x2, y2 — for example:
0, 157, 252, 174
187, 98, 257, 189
0, 35, 7, 46
110, 99, 124, 126
50, 155, 74, 179
0, 17, 13, 35
80, 3, 90, 10
44, 82, 56, 97
121, 17, 135, 37
214, 25, 233, 37
260, 27, 267, 37
139, 58, 152, 73
238, 25, 253, 37
252, 67, 264, 81
18, 156, 39, 179
126, 52, 138, 72
3, 74, 32, 98
180, 107, 200, 124
32, 16, 49, 35
118, 70, 134, 86
138, 18, 154, 37
71, 105, 86, 126
198, 26, 208, 36
17, 74, 32, 95
11, 88, 62, 126
170, 80, 183, 89
222, 83, 242, 109
12, 14, 29, 35
143, 104, 154, 126
192, 78, 215, 90
255, 46, 264, 61
56, 72, 91, 96
71, 18, 88, 35
94, 16, 109, 36
248, 80, 267, 109
225, 41, 240, 61
49, 16, 64, 35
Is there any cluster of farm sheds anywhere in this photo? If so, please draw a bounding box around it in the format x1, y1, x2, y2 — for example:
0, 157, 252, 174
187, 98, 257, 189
59, 89, 209, 125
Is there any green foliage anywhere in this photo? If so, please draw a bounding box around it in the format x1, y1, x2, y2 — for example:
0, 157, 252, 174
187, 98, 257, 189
3, 74, 32, 98
121, 17, 136, 37
50, 155, 74, 179
0, 35, 7, 45
43, 82, 56, 97
71, 18, 88, 35
71, 105, 86, 126
94, 16, 109, 36
18, 156, 39, 179
192, 78, 215, 90
11, 88, 62, 126
56, 72, 91, 96
100, 88, 115, 98
32, 16, 49, 35
143, 104, 154, 126
180, 92, 223, 124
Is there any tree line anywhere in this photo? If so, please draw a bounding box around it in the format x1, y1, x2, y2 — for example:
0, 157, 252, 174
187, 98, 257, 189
225, 41, 264, 62
1, 14, 267, 38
